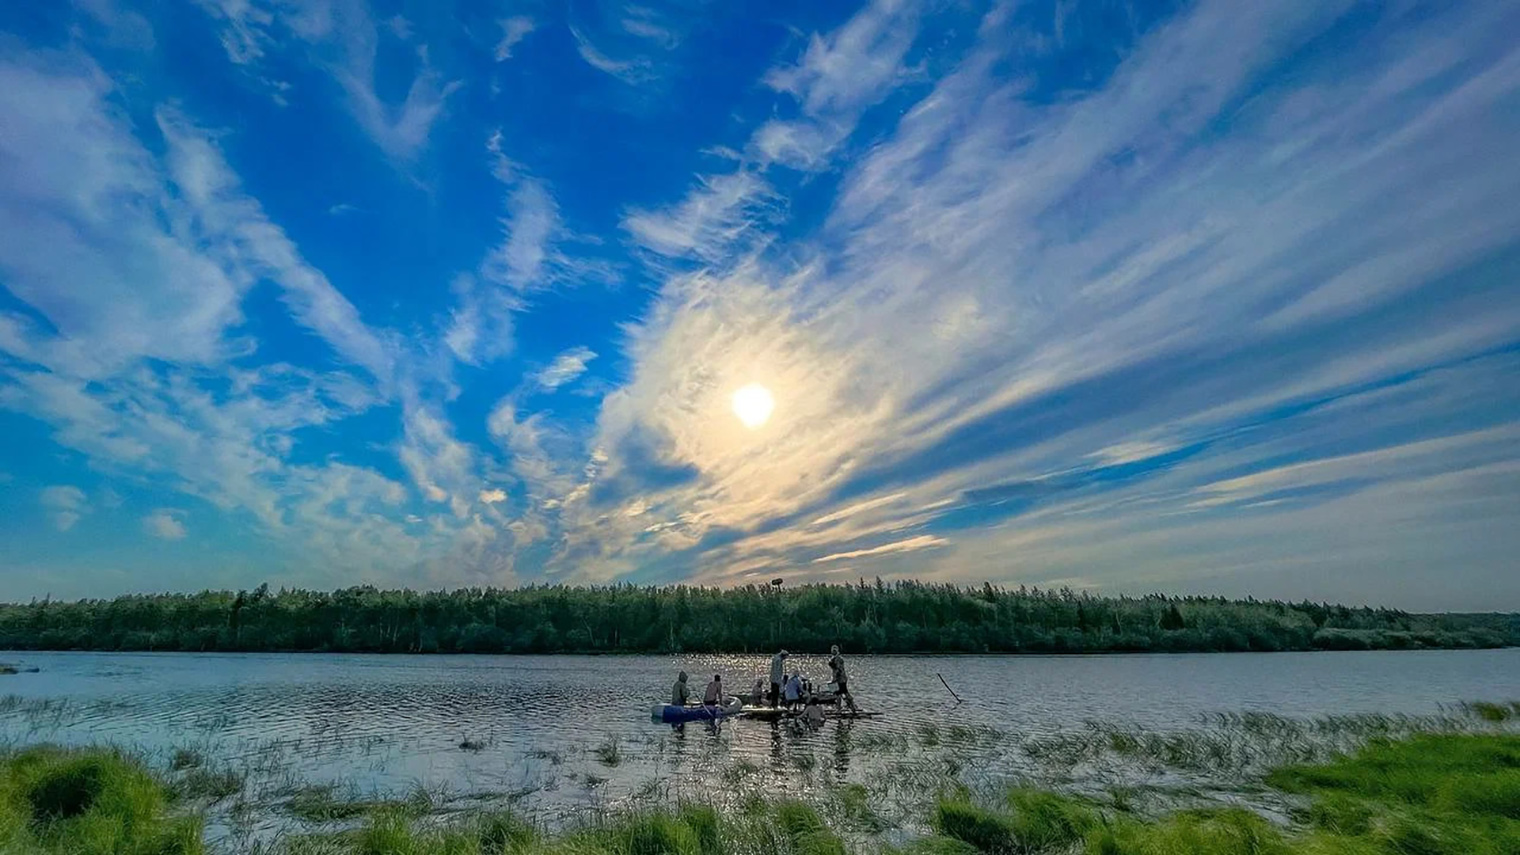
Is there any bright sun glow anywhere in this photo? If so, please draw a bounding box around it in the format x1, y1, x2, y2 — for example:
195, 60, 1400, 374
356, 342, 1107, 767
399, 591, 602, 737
731, 383, 775, 429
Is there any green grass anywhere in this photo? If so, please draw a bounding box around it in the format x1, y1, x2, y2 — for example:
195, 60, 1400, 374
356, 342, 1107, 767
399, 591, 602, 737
1262, 734, 1520, 855
0, 745, 203, 854
283, 784, 379, 822
933, 789, 1100, 854
1460, 701, 1515, 723
592, 738, 623, 768
168, 750, 202, 772
4, 716, 1518, 855
930, 733, 1520, 855
276, 798, 846, 855
170, 766, 244, 803
1085, 807, 1293, 855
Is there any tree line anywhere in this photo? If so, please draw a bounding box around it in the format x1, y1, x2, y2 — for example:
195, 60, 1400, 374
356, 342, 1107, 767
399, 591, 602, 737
0, 581, 1514, 655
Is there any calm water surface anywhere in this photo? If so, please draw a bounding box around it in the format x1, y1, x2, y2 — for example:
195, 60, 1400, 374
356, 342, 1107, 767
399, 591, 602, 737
2, 649, 1516, 825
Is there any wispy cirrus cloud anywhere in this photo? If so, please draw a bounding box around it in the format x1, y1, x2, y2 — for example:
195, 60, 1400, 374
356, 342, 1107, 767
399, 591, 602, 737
445, 132, 604, 367
0, 49, 446, 588
192, 0, 458, 162
569, 25, 652, 84
3, 0, 1517, 609
753, 0, 922, 170
618, 0, 918, 261
622, 171, 775, 263
495, 16, 537, 61
560, 0, 1520, 606
536, 347, 598, 390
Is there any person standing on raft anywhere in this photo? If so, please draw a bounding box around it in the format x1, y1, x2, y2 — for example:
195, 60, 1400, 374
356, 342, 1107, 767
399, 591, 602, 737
828, 645, 859, 712
769, 650, 789, 707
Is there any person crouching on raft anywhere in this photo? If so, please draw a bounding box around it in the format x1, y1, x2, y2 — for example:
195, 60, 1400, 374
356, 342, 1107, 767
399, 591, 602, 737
703, 673, 724, 708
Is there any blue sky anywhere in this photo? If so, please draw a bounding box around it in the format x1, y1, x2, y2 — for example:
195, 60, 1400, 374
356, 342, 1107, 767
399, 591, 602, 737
1, 0, 1518, 610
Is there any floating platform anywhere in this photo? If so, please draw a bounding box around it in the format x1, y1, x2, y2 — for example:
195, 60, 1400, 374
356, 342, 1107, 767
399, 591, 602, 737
738, 707, 880, 722
651, 702, 879, 725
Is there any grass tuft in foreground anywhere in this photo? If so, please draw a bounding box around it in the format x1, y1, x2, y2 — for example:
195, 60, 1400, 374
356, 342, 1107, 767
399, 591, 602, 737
0, 745, 203, 854
932, 789, 1100, 854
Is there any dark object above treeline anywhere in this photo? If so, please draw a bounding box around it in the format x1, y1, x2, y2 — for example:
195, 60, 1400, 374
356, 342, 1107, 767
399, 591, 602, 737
0, 581, 1514, 655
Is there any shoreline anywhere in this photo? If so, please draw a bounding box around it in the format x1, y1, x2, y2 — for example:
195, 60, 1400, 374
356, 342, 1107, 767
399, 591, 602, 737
2, 644, 1517, 658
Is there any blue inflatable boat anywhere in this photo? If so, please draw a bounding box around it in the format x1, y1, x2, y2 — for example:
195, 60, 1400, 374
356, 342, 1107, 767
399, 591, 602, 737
651, 699, 742, 724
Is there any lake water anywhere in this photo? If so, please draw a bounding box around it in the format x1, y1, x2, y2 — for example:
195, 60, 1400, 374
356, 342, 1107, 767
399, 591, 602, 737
2, 648, 1517, 841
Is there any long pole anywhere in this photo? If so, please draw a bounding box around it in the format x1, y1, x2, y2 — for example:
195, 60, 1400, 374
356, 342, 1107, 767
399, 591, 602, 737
937, 672, 963, 705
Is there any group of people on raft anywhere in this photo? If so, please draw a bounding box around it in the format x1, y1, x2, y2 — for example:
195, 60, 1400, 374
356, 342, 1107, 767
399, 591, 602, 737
669, 645, 857, 728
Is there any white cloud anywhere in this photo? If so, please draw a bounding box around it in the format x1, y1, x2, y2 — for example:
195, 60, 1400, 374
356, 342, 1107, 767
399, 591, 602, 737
336, 50, 461, 163
536, 347, 597, 390
495, 16, 536, 61
40, 485, 89, 532
444, 273, 519, 366
0, 56, 250, 378
385, 14, 412, 40
191, 0, 280, 64
75, 0, 156, 50
753, 0, 922, 170
559, 0, 1520, 598
192, 0, 458, 162
446, 134, 606, 367
812, 535, 947, 564
0, 51, 454, 590
569, 25, 652, 83
482, 178, 562, 289
397, 393, 480, 519
479, 488, 507, 504
144, 509, 188, 540
444, 175, 562, 366
763, 0, 919, 116
155, 108, 397, 386
622, 171, 774, 262
617, 0, 919, 269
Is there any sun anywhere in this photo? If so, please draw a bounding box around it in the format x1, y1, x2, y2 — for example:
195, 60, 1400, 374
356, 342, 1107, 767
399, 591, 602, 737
731, 383, 775, 429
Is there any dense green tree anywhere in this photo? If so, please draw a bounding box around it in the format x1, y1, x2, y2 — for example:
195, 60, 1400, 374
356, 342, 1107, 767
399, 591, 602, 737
0, 583, 1512, 655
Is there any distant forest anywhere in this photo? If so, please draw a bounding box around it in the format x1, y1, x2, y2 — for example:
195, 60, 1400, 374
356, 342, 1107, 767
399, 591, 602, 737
0, 582, 1515, 655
